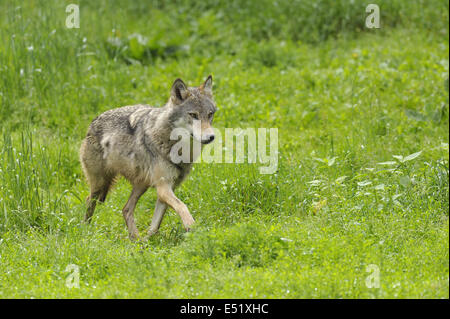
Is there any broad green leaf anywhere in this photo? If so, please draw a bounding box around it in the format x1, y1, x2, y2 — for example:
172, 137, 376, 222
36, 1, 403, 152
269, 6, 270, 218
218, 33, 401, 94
357, 180, 372, 187
403, 151, 422, 162
377, 161, 397, 166
327, 157, 337, 166
335, 176, 348, 184
307, 180, 322, 186
128, 34, 148, 60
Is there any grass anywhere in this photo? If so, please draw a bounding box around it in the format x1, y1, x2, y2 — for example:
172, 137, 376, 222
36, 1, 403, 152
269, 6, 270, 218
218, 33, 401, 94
0, 0, 448, 298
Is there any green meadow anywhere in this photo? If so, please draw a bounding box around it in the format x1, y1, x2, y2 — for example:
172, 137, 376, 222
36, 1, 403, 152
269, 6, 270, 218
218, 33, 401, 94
0, 0, 448, 298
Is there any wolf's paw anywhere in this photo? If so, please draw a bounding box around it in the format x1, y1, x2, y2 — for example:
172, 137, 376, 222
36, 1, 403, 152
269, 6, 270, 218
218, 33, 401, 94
143, 228, 159, 241
184, 221, 197, 233
183, 216, 195, 231
129, 232, 140, 242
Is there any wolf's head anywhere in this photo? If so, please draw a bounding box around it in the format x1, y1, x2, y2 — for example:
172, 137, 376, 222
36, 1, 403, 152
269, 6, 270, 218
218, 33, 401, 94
168, 75, 217, 144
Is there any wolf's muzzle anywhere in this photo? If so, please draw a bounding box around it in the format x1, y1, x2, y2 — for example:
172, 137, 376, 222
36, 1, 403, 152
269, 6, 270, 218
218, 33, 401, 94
202, 134, 215, 144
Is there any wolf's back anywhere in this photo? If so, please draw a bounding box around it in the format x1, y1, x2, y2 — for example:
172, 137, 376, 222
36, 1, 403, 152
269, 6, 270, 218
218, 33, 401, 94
86, 104, 150, 141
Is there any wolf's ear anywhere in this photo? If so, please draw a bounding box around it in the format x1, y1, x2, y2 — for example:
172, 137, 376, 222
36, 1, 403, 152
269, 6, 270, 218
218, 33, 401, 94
171, 78, 189, 103
201, 75, 213, 93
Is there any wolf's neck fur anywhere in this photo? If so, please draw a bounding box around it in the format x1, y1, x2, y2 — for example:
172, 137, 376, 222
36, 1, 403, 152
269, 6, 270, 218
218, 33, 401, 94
142, 102, 194, 171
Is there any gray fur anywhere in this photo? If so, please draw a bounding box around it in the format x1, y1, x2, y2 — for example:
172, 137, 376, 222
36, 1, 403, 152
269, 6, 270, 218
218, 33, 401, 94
80, 76, 217, 240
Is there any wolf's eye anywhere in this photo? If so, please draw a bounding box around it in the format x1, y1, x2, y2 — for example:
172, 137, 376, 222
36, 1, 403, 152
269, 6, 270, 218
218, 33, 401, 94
208, 112, 214, 118
188, 113, 199, 120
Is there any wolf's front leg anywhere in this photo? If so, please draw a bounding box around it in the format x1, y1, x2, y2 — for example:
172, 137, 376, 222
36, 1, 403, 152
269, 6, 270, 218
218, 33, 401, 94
146, 199, 168, 237
122, 186, 148, 240
156, 183, 195, 231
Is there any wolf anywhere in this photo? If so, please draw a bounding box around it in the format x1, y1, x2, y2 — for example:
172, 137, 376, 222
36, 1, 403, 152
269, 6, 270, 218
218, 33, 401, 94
79, 76, 217, 240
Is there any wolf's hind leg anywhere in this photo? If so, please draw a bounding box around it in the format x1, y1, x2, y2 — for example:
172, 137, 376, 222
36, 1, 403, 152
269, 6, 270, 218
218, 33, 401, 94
81, 137, 114, 223
84, 176, 114, 223
122, 186, 148, 240
146, 199, 168, 237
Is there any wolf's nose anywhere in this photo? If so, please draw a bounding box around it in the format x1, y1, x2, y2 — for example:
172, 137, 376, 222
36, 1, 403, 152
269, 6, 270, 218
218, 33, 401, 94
203, 134, 215, 144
